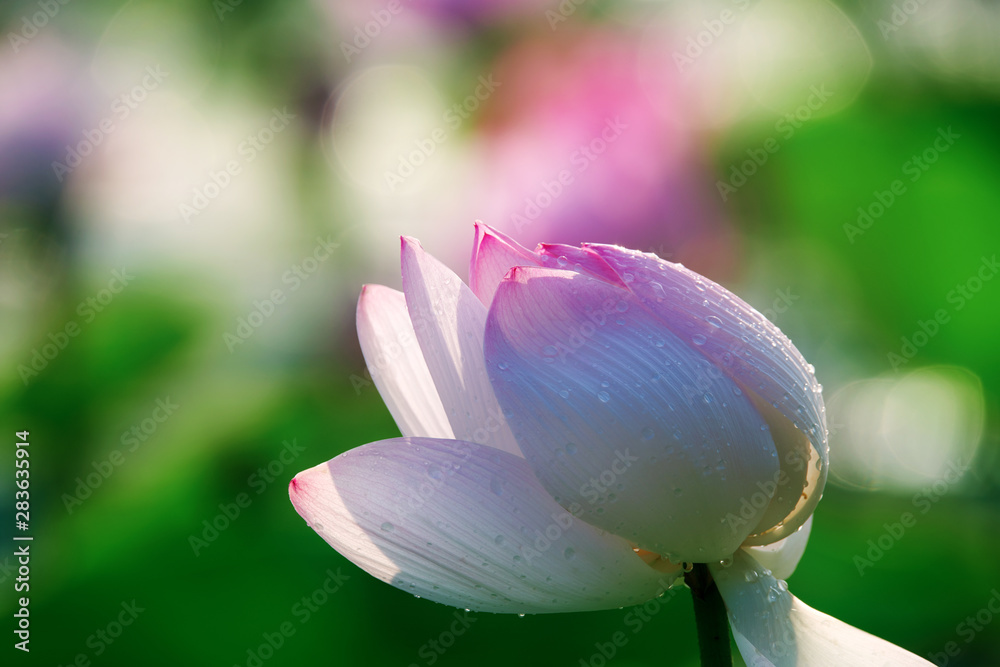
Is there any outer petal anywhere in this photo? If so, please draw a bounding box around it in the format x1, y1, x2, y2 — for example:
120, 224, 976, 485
711, 551, 933, 666
743, 516, 812, 581
587, 244, 828, 544
485, 266, 780, 563
290, 438, 678, 614
357, 285, 453, 439
469, 222, 543, 307
401, 237, 522, 457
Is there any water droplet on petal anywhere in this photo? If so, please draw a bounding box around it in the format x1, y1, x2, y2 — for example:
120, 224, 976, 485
706, 315, 723, 328
692, 334, 707, 346
641, 427, 655, 440
380, 522, 394, 532
494, 535, 505, 546
497, 361, 509, 370
565, 442, 577, 455
615, 300, 629, 312
563, 547, 576, 561
597, 391, 611, 403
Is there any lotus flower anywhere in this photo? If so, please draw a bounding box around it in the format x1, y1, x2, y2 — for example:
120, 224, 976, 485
290, 223, 931, 665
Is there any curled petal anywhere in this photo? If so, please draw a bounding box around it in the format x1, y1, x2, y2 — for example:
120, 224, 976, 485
711, 551, 933, 666
469, 222, 542, 308
357, 285, 453, 439
743, 516, 812, 581
401, 237, 522, 457
485, 266, 780, 562
587, 244, 828, 542
535, 243, 628, 288
290, 438, 678, 614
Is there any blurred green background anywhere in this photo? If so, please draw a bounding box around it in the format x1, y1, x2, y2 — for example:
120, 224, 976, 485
2, 0, 998, 665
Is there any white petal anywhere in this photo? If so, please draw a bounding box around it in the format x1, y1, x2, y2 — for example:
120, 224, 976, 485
711, 551, 933, 666
401, 237, 522, 457
743, 516, 812, 581
290, 437, 678, 613
357, 284, 453, 439
485, 266, 781, 562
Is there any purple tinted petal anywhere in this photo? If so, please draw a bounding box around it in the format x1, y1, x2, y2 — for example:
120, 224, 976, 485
484, 266, 780, 562
290, 438, 678, 614
587, 244, 828, 543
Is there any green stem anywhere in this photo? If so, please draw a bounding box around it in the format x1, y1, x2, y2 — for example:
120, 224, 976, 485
687, 563, 733, 667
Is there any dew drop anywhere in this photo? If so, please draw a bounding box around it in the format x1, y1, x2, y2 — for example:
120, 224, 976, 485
380, 522, 394, 532
692, 334, 707, 346
744, 570, 759, 583
615, 300, 629, 312
706, 315, 723, 328
497, 361, 509, 370
563, 547, 576, 561
494, 535, 505, 546
565, 442, 578, 455
641, 427, 655, 440
597, 391, 611, 403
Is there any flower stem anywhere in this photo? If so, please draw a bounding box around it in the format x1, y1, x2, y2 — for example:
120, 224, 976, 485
687, 563, 733, 667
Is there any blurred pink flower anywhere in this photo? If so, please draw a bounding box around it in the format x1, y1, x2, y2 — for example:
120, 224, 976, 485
475, 32, 737, 277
